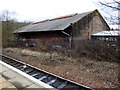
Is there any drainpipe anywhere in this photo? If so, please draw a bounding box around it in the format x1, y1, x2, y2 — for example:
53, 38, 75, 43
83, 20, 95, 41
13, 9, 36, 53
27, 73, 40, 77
61, 31, 71, 49
68, 36, 72, 49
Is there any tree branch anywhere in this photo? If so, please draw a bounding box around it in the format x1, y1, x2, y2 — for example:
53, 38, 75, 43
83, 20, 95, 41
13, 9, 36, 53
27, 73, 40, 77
99, 1, 120, 10
113, 0, 120, 4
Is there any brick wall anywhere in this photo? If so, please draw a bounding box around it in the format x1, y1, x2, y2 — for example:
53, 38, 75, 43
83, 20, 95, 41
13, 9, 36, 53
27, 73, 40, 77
16, 31, 69, 48
72, 11, 110, 40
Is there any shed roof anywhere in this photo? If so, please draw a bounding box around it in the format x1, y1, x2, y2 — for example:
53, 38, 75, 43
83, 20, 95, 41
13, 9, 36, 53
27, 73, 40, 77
14, 10, 94, 33
92, 31, 120, 36
13, 9, 105, 33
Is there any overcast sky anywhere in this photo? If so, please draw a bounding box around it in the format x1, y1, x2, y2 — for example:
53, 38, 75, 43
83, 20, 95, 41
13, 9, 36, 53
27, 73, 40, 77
0, 0, 118, 29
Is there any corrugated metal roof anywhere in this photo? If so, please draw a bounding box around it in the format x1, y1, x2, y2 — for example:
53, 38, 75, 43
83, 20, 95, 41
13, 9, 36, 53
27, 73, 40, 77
13, 11, 93, 33
92, 31, 120, 36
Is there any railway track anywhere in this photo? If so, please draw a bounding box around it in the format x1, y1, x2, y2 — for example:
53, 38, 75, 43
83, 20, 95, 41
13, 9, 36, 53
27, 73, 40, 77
1, 54, 92, 90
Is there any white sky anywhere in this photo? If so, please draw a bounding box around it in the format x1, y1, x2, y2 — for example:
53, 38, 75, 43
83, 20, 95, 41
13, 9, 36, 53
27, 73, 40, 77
0, 0, 118, 29
0, 0, 99, 21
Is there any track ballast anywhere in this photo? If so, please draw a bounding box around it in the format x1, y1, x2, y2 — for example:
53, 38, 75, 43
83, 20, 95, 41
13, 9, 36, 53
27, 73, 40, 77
1, 54, 92, 90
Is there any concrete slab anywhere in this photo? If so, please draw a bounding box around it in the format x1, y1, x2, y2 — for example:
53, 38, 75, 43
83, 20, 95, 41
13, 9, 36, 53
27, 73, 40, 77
0, 74, 17, 89
0, 84, 1, 89
0, 60, 56, 90
8, 76, 33, 88
0, 74, 2, 78
0, 75, 2, 89
24, 84, 55, 90
0, 74, 2, 79
0, 77, 7, 83
0, 64, 2, 71
0, 65, 9, 73
26, 84, 41, 88
23, 88, 49, 90
2, 69, 21, 79
0, 83, 17, 89
1, 81, 12, 88
7, 85, 18, 89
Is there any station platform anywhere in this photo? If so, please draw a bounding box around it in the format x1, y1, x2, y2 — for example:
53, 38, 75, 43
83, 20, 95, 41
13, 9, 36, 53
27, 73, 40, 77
0, 74, 17, 89
0, 60, 56, 90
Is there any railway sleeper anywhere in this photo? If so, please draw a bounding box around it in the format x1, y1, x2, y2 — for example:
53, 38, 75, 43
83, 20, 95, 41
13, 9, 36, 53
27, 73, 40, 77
34, 72, 46, 79
1, 55, 92, 90
41, 75, 55, 83
25, 69, 34, 73
39, 75, 48, 81
57, 81, 67, 89
51, 79, 66, 88
31, 72, 40, 77
47, 78, 57, 85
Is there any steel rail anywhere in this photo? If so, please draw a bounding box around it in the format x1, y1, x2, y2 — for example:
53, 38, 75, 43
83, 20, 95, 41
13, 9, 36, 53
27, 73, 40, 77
0, 54, 92, 90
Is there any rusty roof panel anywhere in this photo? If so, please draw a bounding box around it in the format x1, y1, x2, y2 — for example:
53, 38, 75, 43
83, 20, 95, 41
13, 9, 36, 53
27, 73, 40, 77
33, 19, 49, 24
50, 13, 78, 21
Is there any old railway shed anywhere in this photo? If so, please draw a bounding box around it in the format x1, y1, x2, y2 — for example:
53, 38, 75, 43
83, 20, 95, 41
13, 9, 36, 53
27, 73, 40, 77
13, 9, 110, 48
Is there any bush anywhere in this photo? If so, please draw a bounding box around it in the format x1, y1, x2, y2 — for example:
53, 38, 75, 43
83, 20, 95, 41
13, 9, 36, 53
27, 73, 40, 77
2, 21, 30, 48
72, 40, 118, 62
14, 38, 119, 62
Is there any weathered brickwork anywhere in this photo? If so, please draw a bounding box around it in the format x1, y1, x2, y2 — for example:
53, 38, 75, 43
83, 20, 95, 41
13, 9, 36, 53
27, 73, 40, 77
72, 11, 110, 40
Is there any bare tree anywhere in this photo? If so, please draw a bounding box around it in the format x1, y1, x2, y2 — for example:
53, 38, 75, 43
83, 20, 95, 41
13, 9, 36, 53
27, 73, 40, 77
97, 0, 120, 26
0, 10, 17, 21
98, 1, 120, 88
0, 10, 17, 47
